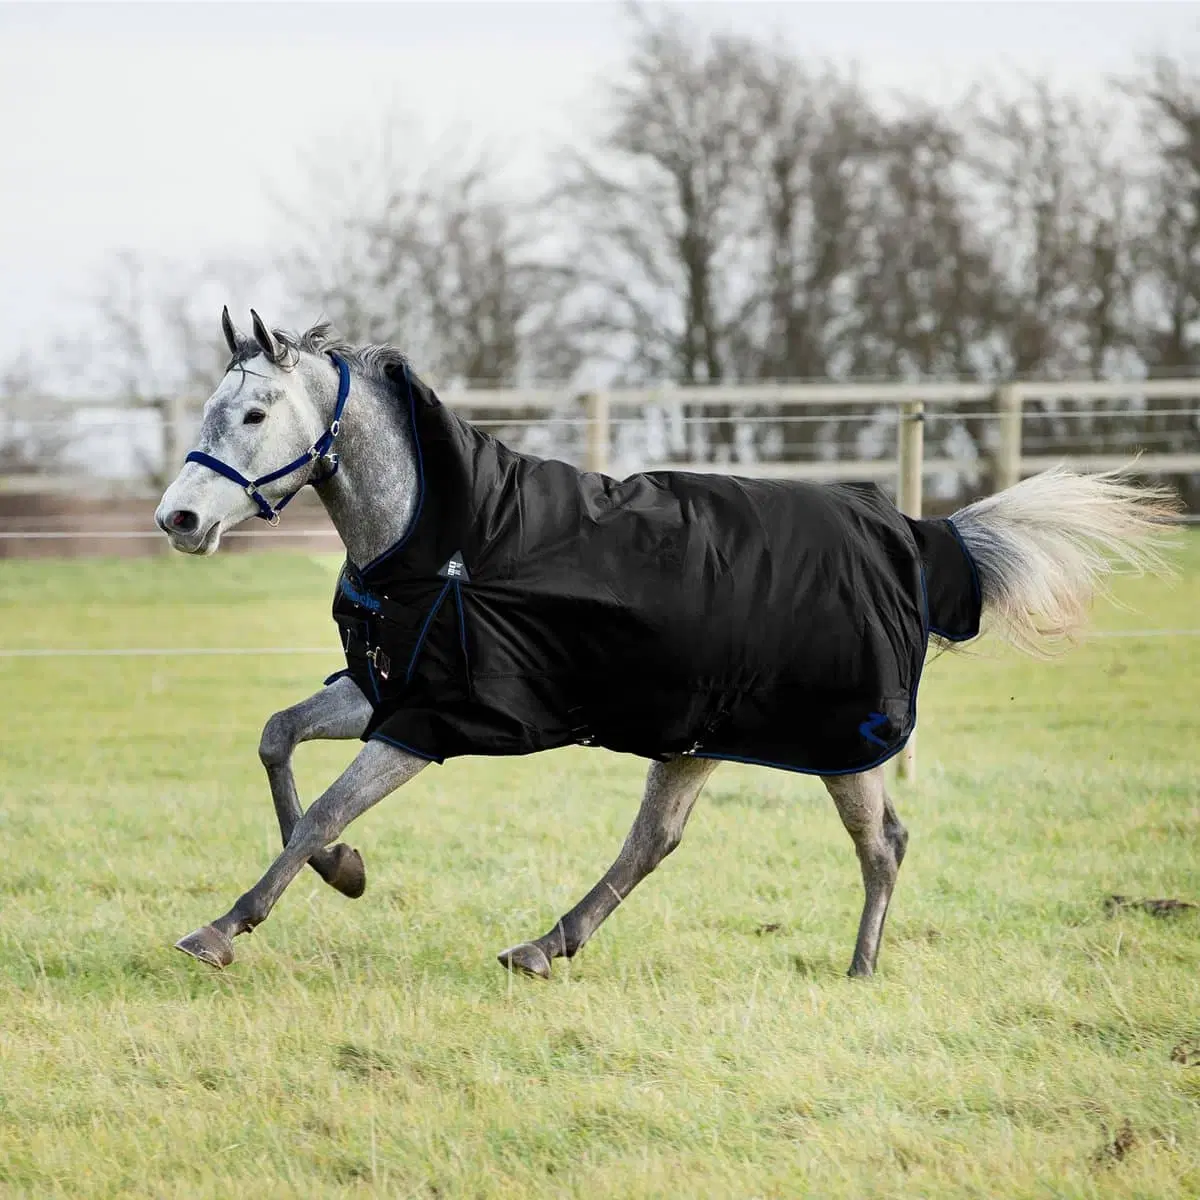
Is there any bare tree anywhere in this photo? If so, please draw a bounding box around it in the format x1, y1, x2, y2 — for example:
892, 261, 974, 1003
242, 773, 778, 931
961, 77, 1142, 380
848, 109, 995, 381
735, 57, 879, 384
278, 118, 578, 387
555, 6, 762, 388
1128, 55, 1200, 374
0, 353, 72, 477
71, 250, 269, 485
403, 161, 580, 385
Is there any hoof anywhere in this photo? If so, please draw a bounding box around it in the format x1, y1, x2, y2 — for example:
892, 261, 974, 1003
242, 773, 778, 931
497, 942, 552, 980
322, 843, 366, 900
175, 924, 235, 969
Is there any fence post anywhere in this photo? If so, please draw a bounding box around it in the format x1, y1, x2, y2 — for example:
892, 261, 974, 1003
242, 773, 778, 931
896, 399, 924, 782
153, 393, 188, 490
585, 391, 610, 475
994, 383, 1023, 493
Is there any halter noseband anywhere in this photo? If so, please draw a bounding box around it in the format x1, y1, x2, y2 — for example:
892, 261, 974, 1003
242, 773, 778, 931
184, 353, 351, 526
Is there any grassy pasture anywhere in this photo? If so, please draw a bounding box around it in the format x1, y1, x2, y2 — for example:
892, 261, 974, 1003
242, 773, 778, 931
0, 543, 1197, 1198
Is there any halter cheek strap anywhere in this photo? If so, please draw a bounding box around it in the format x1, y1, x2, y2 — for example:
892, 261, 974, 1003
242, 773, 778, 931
184, 353, 351, 526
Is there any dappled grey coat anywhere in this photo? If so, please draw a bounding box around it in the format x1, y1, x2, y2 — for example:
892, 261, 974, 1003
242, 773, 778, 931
328, 364, 982, 775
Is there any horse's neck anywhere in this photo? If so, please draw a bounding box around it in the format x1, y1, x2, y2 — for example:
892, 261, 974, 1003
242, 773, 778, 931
313, 369, 420, 571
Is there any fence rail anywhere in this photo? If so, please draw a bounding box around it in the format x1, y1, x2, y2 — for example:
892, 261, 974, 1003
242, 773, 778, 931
543, 377, 1200, 482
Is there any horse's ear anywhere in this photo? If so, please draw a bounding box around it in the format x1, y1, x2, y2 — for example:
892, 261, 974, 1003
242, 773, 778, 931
220, 305, 241, 357
250, 309, 283, 365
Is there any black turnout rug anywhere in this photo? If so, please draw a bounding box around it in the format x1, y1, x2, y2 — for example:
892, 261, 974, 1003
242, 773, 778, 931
328, 364, 981, 776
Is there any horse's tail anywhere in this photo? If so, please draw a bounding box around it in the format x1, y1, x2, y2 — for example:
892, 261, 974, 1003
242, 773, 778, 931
949, 464, 1181, 658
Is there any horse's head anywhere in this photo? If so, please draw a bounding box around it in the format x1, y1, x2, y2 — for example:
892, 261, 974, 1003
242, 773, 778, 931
155, 308, 339, 554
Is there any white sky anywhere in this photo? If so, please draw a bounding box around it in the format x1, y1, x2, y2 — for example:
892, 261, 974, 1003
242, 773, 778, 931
2, 0, 1198, 371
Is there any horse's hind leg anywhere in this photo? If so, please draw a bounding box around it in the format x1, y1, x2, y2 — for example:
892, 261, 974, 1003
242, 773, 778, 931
498, 756, 718, 979
822, 767, 908, 977
258, 675, 373, 898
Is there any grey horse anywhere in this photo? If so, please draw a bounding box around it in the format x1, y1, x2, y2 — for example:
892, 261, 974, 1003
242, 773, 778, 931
155, 310, 1176, 979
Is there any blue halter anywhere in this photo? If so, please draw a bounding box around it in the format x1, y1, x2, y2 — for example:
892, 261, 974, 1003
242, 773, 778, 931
184, 353, 351, 526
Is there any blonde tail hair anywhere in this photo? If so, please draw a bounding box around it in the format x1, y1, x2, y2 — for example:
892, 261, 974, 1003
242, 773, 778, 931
950, 464, 1181, 657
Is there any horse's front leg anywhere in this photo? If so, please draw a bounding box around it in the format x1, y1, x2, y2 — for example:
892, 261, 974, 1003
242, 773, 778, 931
175, 741, 427, 968
258, 674, 374, 898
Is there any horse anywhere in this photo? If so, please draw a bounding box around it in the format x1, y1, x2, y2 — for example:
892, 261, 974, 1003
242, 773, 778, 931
155, 308, 1178, 980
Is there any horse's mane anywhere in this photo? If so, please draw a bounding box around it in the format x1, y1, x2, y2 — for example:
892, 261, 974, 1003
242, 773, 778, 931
226, 323, 414, 385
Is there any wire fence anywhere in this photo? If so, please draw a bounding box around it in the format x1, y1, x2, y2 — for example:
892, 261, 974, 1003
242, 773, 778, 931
2, 377, 1198, 550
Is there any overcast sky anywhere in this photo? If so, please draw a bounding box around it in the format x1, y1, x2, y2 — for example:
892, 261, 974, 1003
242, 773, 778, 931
2, 1, 1198, 373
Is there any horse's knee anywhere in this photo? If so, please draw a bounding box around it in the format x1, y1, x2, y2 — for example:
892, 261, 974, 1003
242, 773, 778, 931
258, 711, 295, 768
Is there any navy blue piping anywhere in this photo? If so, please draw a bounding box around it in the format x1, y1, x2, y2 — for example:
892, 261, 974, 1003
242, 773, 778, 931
323, 668, 351, 687
368, 732, 441, 763
928, 625, 974, 642
359, 363, 427, 579
692, 745, 911, 777
405, 579, 453, 685
934, 516, 983, 642
452, 580, 470, 678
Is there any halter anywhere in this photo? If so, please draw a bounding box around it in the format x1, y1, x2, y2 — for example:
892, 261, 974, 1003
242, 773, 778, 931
184, 353, 351, 526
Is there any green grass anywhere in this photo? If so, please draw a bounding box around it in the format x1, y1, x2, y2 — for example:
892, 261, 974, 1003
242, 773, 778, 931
0, 543, 1198, 1198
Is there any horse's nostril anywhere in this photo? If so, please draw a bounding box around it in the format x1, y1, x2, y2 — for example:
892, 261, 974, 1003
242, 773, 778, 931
169, 509, 199, 533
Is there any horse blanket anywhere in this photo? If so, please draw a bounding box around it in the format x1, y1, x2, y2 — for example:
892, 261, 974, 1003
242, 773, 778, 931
329, 365, 982, 775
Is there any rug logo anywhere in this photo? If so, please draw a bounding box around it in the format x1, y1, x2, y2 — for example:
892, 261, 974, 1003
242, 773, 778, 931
859, 711, 890, 749
438, 551, 470, 582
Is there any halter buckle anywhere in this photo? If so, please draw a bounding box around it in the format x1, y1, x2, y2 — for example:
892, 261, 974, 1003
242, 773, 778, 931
267, 512, 281, 528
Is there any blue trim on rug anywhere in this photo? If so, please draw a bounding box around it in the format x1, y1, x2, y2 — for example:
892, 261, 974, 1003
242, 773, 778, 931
368, 732, 442, 763
404, 579, 453, 685
453, 579, 470, 678
942, 515, 983, 640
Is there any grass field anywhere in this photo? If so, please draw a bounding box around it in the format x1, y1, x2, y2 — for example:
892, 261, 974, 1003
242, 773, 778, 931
1, 542, 1198, 1198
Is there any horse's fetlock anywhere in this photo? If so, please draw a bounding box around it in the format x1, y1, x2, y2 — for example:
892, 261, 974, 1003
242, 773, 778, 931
231, 896, 267, 933
549, 920, 584, 959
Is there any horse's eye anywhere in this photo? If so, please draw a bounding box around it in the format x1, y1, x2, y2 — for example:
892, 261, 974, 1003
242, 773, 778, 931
243, 410, 266, 426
